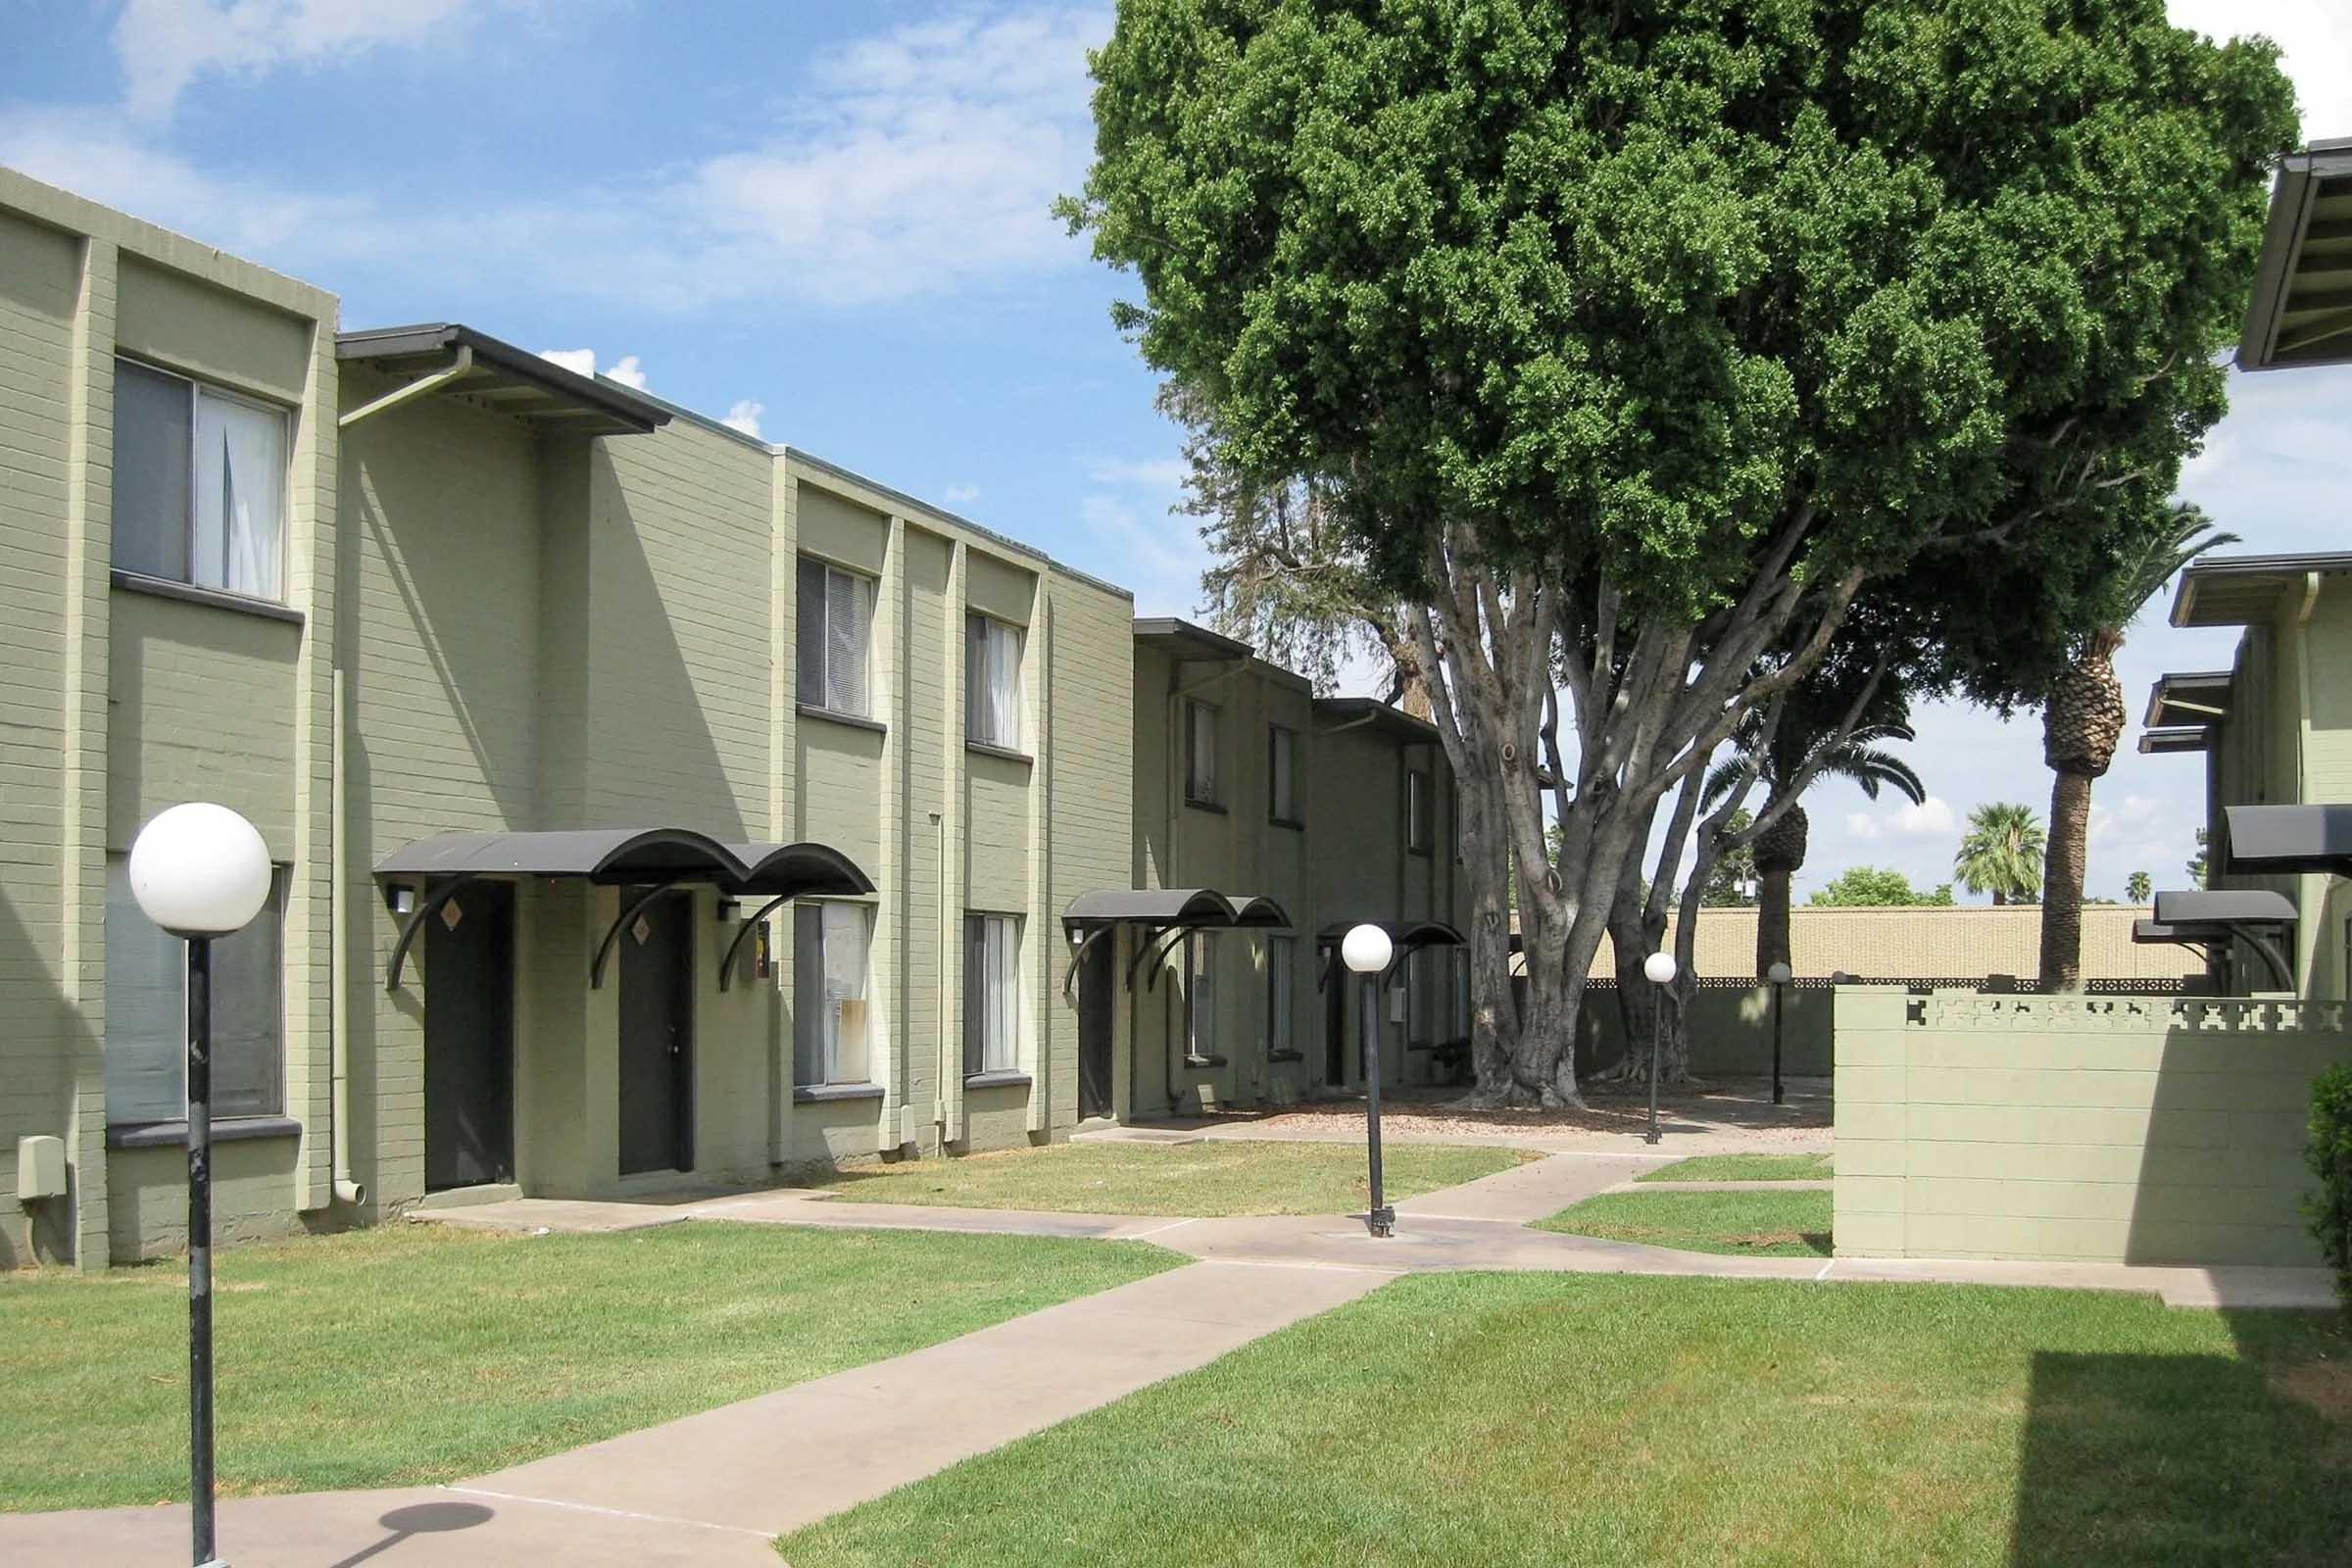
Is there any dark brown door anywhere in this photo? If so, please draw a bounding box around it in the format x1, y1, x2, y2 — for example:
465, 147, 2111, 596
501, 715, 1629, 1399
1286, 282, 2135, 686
424, 880, 514, 1192
618, 889, 693, 1175
1078, 935, 1114, 1119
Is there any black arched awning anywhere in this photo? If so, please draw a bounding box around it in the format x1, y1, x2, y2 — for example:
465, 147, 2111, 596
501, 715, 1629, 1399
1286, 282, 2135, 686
1314, 919, 1463, 951
2143, 890, 2298, 992
726, 841, 876, 900
1229, 896, 1294, 929
2224, 804, 2352, 877
1063, 888, 1237, 929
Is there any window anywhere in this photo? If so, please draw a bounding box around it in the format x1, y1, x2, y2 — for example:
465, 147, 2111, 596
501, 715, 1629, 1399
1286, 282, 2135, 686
966, 613, 1023, 749
963, 913, 1021, 1074
1405, 945, 1438, 1046
1265, 935, 1296, 1056
115, 358, 288, 602
1454, 948, 1472, 1042
1186, 931, 1218, 1061
1268, 725, 1299, 823
793, 902, 874, 1086
1186, 700, 1219, 806
103, 856, 285, 1124
1406, 769, 1434, 855
796, 559, 872, 716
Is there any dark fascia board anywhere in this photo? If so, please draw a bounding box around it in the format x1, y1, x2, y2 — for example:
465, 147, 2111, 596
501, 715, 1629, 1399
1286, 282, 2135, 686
1133, 616, 1254, 662
336, 322, 670, 435
2151, 888, 2298, 928
2238, 140, 2352, 371
1312, 697, 1442, 744
2169, 551, 2352, 628
2224, 803, 2352, 875
2141, 670, 2232, 729
2136, 727, 2212, 756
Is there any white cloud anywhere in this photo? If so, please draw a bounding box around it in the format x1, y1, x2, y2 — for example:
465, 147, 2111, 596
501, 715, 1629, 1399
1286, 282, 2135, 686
2168, 0, 2352, 134
719, 399, 764, 438
1843, 811, 1883, 842
115, 0, 492, 120
1891, 797, 1957, 837
944, 483, 982, 504
1088, 457, 1189, 491
603, 355, 649, 391
538, 348, 597, 378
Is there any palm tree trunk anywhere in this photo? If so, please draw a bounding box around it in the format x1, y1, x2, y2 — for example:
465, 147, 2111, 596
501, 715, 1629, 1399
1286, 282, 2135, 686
1757, 867, 1793, 976
2039, 766, 2093, 992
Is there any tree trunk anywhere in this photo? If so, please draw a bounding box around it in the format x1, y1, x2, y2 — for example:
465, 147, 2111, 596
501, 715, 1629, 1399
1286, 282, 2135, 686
1757, 867, 1793, 975
2038, 765, 2093, 992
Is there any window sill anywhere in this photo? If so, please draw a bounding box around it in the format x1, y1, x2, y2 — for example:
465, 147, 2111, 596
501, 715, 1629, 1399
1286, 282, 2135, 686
1268, 816, 1305, 832
965, 740, 1033, 766
793, 1082, 884, 1103
111, 569, 303, 626
962, 1069, 1032, 1090
108, 1114, 303, 1150
1266, 1050, 1304, 1064
1181, 1054, 1228, 1070
1184, 798, 1228, 815
797, 703, 886, 737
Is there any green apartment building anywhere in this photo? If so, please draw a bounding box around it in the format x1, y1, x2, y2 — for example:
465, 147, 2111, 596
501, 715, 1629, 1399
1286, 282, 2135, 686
0, 170, 1138, 1268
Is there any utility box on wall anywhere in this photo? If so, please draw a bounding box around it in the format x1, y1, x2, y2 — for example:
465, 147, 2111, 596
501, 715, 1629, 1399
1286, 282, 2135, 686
17, 1135, 66, 1200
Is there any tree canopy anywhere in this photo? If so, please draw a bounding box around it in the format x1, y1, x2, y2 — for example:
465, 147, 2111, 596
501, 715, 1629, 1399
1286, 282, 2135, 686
1810, 866, 1955, 906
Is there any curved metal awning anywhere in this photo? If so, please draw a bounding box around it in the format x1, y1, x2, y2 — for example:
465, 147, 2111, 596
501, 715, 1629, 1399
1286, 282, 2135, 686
2145, 890, 2298, 992
725, 842, 875, 900
375, 827, 748, 885
1227, 896, 1293, 930
2224, 804, 2352, 877
1314, 919, 1464, 950
1063, 888, 1238, 929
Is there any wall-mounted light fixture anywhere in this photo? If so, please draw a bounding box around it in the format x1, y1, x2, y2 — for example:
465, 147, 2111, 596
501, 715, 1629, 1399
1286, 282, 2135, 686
385, 883, 416, 916
715, 897, 740, 922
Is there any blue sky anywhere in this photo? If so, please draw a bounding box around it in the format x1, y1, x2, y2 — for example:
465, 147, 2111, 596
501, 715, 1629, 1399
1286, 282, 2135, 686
3, 0, 2348, 903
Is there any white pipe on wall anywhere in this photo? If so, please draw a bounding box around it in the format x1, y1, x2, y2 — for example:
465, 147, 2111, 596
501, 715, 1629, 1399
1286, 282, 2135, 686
327, 663, 365, 1207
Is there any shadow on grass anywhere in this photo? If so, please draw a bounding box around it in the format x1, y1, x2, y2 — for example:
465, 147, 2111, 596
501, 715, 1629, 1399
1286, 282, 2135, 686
2009, 1312, 2352, 1566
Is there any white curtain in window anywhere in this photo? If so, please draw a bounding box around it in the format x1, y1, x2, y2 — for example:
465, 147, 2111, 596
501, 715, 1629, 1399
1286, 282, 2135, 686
1190, 703, 1216, 800
1189, 933, 1217, 1057
989, 621, 1022, 747
827, 571, 869, 716
983, 915, 1019, 1071
822, 903, 871, 1083
193, 390, 284, 600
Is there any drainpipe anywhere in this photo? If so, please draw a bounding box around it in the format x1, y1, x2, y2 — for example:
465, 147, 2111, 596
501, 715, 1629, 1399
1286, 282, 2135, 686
931, 810, 950, 1155
327, 664, 366, 1206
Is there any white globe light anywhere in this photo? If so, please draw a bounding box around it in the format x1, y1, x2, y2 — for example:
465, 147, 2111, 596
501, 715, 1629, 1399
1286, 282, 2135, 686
1767, 961, 1793, 986
128, 803, 272, 938
1340, 923, 1395, 975
1642, 951, 1677, 985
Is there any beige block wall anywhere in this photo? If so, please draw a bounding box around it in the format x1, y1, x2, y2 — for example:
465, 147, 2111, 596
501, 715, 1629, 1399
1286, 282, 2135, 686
1589, 904, 2199, 984
1834, 987, 2346, 1266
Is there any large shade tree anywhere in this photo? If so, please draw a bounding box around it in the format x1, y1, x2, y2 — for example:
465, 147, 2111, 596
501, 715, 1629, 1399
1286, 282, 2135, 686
2036, 507, 2237, 989
1067, 0, 2294, 1104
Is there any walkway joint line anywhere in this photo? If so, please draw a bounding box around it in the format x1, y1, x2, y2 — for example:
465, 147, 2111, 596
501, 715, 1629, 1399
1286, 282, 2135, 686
1123, 1217, 1202, 1240
443, 1485, 778, 1540
1815, 1260, 1837, 1281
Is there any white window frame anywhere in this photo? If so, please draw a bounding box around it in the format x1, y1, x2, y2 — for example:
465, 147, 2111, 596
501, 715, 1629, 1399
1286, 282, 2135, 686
113, 356, 290, 604
966, 613, 1025, 750
794, 900, 876, 1087
797, 558, 874, 718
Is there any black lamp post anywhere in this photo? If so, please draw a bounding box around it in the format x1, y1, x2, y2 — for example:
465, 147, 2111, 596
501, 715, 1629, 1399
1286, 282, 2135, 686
1766, 960, 1792, 1105
1342, 924, 1396, 1237
1642, 950, 1677, 1145
129, 802, 274, 1568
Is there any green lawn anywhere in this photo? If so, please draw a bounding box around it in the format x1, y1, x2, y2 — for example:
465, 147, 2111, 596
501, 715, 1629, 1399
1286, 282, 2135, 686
811, 1140, 1535, 1216
775, 1273, 2352, 1567
1637, 1152, 1833, 1182
0, 1221, 1176, 1513
1537, 1189, 1834, 1256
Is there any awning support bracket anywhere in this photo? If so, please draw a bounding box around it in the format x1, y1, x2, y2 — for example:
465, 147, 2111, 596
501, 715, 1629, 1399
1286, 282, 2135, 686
384, 874, 480, 992
1138, 925, 1192, 992
716, 893, 794, 993
1060, 924, 1112, 1005
591, 880, 685, 990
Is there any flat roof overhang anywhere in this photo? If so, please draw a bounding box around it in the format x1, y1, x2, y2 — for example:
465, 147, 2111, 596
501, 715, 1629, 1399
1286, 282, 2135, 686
2169, 551, 2352, 628
338, 323, 671, 438
2238, 139, 2352, 371
2142, 670, 2232, 729
1132, 617, 1254, 662
1312, 698, 1443, 744
2223, 803, 2352, 877
2137, 727, 2212, 756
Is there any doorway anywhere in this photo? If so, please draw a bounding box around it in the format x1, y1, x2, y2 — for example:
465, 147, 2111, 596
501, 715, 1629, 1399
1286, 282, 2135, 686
423, 879, 514, 1192
1078, 933, 1114, 1119
1325, 962, 1348, 1087
618, 888, 694, 1175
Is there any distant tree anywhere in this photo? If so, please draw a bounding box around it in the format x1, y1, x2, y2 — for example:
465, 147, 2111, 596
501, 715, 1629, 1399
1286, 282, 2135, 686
1703, 810, 1758, 907
1810, 867, 1957, 907
2126, 870, 2153, 904
2188, 829, 2210, 889
2039, 509, 2237, 989
1956, 804, 2045, 905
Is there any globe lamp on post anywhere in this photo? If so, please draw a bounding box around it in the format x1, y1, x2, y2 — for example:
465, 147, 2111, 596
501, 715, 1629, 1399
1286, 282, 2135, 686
128, 803, 272, 1568
1642, 951, 1677, 1145
1341, 923, 1396, 1238
1766, 961, 1794, 1106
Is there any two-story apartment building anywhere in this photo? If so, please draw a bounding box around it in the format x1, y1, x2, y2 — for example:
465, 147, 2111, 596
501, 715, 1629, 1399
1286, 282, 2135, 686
1063, 620, 1468, 1124
0, 170, 1132, 1269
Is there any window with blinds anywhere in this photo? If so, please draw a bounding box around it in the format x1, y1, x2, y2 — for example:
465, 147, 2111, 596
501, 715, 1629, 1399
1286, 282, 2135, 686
797, 558, 873, 716
1186, 931, 1218, 1060
103, 856, 285, 1124
1185, 700, 1219, 806
115, 358, 288, 603
1266, 935, 1296, 1056
965, 613, 1023, 749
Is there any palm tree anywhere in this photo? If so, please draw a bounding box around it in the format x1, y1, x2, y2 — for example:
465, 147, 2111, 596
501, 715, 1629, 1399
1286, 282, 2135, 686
2038, 507, 2237, 989
1956, 803, 2044, 905
2126, 870, 2152, 904
1707, 694, 1926, 976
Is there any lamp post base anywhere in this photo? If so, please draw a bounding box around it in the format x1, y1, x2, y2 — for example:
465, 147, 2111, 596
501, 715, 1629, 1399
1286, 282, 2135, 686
1365, 1206, 1396, 1238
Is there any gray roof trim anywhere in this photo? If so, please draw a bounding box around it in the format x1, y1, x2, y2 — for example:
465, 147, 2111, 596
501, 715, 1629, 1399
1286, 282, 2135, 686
2132, 917, 2223, 945
2223, 803, 2352, 875
336, 323, 670, 436
2136, 727, 2212, 756
784, 446, 1136, 603
1134, 617, 1254, 661
1312, 697, 1443, 745
374, 827, 744, 884
2150, 889, 2299, 928
2169, 551, 2352, 628
1314, 919, 1464, 949
2142, 670, 2232, 728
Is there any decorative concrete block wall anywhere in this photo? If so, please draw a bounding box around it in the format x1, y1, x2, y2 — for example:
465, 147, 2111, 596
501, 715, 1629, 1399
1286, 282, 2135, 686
1833, 988, 2347, 1267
